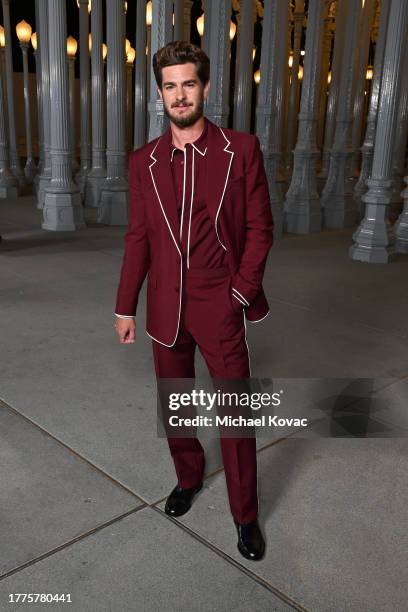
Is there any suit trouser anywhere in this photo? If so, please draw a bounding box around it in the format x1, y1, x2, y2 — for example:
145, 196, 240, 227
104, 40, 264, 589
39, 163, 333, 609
152, 266, 258, 524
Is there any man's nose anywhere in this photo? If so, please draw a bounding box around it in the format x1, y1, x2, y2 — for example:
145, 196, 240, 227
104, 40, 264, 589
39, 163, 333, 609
175, 87, 186, 99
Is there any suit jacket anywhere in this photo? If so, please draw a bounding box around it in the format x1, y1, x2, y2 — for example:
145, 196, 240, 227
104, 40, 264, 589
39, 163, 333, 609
115, 118, 274, 347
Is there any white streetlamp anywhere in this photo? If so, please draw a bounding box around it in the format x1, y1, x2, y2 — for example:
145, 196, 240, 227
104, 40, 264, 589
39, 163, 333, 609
16, 19, 36, 179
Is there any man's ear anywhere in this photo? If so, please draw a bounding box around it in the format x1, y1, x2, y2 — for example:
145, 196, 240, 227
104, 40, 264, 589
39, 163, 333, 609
157, 87, 163, 100
204, 80, 210, 101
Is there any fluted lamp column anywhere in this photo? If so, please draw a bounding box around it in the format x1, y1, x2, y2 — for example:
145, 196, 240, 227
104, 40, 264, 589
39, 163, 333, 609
42, 0, 84, 232
37, 0, 53, 209
77, 0, 92, 195
317, 0, 347, 187
31, 28, 44, 192
316, 4, 335, 157
353, 0, 390, 220
16, 20, 36, 181
145, 1, 152, 114
255, 0, 288, 239
321, 0, 362, 228
67, 36, 79, 173
233, 0, 255, 133
147, 0, 172, 141
133, 0, 147, 149
173, 0, 183, 41
350, 0, 408, 263
285, 0, 305, 172
285, 0, 326, 234
0, 63, 18, 198
99, 0, 128, 225
126, 47, 135, 153
350, 0, 376, 179
183, 0, 193, 41
389, 41, 408, 222
199, 5, 209, 54
205, 1, 232, 127
0, 26, 6, 92
85, 0, 107, 208
0, 26, 8, 168
2, 0, 25, 189
395, 176, 408, 253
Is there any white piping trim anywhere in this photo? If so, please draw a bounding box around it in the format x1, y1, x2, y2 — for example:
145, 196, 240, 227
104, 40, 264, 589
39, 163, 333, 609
149, 139, 181, 257
246, 310, 270, 324
215, 127, 234, 251
148, 139, 183, 347
170, 146, 178, 162
179, 147, 187, 240
232, 293, 246, 307
192, 142, 207, 156
232, 287, 249, 307
186, 146, 195, 269
243, 312, 252, 377
115, 313, 135, 319
146, 255, 183, 348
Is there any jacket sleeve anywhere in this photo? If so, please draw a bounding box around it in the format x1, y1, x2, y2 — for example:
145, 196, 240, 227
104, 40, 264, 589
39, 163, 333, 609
231, 135, 274, 306
114, 152, 150, 317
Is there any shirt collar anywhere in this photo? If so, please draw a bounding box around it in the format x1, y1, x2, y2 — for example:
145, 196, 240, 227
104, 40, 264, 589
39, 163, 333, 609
170, 118, 208, 160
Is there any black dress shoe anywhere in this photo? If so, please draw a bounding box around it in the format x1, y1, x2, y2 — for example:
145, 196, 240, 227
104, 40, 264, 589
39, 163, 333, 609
164, 482, 203, 517
235, 519, 265, 560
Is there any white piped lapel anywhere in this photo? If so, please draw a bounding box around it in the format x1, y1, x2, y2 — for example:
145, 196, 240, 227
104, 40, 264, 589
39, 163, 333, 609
148, 134, 181, 256
205, 121, 235, 251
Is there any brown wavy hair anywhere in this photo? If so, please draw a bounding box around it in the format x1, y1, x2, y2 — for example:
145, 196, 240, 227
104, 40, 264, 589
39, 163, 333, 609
153, 41, 210, 90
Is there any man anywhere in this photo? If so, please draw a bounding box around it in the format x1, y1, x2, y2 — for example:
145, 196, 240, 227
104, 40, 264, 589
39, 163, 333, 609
114, 41, 273, 561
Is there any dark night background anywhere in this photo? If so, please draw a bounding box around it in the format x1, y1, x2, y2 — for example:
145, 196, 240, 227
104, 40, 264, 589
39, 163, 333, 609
3, 1, 373, 132
0, 0, 268, 75
0, 0, 266, 130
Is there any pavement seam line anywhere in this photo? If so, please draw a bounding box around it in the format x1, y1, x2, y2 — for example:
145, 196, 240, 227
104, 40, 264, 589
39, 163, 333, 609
152, 506, 310, 612
0, 505, 147, 582
0, 397, 149, 505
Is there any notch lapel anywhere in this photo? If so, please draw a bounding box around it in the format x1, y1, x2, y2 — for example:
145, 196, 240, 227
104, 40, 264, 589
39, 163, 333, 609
205, 121, 234, 250
148, 130, 181, 256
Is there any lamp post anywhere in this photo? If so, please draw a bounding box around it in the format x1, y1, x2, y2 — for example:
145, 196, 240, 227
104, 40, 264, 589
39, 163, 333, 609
31, 30, 44, 184
2, 0, 25, 189
85, 0, 107, 208
0, 26, 8, 133
0, 63, 18, 198
16, 19, 36, 180
133, 1, 146, 148
98, 0, 128, 224
126, 46, 135, 152
67, 35, 79, 173
77, 0, 91, 194
146, 0, 152, 105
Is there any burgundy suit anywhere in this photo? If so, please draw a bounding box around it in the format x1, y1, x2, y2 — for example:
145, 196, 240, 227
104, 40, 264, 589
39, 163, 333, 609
115, 118, 273, 523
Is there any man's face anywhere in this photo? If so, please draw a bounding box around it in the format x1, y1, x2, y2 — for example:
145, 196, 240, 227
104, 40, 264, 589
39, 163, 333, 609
158, 62, 210, 128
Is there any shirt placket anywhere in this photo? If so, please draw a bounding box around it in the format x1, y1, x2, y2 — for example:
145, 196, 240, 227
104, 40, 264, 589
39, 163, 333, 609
180, 143, 195, 269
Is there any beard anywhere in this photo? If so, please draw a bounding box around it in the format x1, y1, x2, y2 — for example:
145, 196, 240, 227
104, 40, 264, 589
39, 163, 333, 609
163, 93, 205, 128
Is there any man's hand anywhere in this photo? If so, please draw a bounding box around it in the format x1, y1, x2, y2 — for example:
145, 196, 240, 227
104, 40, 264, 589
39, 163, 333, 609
115, 318, 136, 344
